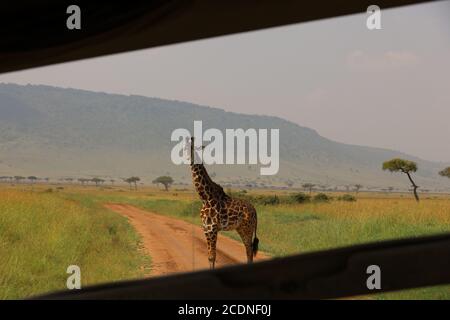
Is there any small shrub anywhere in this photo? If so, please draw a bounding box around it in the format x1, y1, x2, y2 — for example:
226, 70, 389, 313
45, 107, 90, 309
228, 190, 255, 203
259, 195, 280, 205
291, 192, 311, 203
313, 193, 331, 202
236, 191, 248, 197
44, 188, 53, 193
107, 225, 118, 236
338, 194, 357, 202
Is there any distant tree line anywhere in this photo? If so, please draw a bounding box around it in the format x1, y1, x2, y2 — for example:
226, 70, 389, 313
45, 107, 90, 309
1, 162, 449, 200
0, 176, 50, 184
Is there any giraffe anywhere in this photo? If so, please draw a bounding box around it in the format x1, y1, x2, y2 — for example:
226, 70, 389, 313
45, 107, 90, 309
186, 137, 259, 269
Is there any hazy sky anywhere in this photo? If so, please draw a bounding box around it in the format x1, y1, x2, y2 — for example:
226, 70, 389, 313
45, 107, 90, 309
1, 1, 450, 162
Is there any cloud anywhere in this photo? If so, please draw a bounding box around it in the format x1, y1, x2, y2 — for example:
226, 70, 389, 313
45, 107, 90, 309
347, 50, 420, 71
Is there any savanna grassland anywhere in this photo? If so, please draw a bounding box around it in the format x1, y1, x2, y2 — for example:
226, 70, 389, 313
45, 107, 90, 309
0, 185, 150, 299
0, 183, 449, 299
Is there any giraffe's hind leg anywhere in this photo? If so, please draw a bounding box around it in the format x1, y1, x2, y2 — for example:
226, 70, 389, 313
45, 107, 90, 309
237, 224, 254, 263
204, 226, 218, 269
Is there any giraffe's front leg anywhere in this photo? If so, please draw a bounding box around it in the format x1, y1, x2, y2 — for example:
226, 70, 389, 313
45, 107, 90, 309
204, 225, 218, 269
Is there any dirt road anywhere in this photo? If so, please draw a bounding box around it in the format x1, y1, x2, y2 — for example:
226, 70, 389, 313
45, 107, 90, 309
105, 204, 269, 276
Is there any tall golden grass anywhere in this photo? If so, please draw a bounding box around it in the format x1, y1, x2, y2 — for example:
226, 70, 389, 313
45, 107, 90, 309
1, 184, 449, 299
0, 188, 148, 299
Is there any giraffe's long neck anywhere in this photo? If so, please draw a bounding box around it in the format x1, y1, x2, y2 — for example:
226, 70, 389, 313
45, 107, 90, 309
190, 163, 218, 202
189, 137, 227, 202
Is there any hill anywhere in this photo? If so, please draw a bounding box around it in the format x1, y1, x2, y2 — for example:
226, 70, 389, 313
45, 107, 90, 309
0, 83, 448, 190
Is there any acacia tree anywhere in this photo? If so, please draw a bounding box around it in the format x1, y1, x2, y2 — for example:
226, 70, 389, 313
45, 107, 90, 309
125, 177, 140, 190
14, 176, 25, 184
354, 184, 363, 194
382, 158, 419, 202
302, 183, 315, 195
91, 177, 104, 187
439, 167, 450, 179
132, 177, 140, 190
123, 178, 132, 190
27, 176, 38, 191
153, 176, 174, 191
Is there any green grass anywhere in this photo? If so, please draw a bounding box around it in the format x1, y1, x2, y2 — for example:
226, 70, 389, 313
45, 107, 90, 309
2, 185, 449, 299
252, 204, 450, 256
0, 189, 149, 299
77, 189, 450, 300
65, 191, 203, 224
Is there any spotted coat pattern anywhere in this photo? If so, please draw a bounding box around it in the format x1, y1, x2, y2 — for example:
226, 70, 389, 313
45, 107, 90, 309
191, 163, 258, 269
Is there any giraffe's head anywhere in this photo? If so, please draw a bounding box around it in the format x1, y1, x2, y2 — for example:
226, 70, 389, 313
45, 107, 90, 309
183, 137, 205, 165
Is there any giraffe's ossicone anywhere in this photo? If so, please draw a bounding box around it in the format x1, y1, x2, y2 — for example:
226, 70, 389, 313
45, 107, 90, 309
187, 137, 259, 269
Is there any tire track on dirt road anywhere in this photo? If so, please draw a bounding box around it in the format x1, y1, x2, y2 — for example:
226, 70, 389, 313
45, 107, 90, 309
105, 203, 269, 276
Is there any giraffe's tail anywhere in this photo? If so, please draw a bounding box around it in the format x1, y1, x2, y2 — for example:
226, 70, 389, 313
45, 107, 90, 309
252, 237, 259, 257
252, 216, 259, 257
